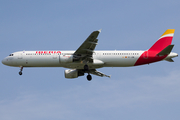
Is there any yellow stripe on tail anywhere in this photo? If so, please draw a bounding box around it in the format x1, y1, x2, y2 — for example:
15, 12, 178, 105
161, 29, 175, 37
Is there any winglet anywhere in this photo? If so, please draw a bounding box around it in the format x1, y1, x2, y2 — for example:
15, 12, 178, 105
98, 29, 102, 33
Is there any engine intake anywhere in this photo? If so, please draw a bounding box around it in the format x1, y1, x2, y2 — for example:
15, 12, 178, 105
65, 69, 84, 79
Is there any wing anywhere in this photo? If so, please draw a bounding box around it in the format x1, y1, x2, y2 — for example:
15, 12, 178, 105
89, 69, 111, 78
73, 29, 101, 62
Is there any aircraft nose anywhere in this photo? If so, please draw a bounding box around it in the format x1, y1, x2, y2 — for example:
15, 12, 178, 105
2, 58, 6, 65
2, 58, 8, 65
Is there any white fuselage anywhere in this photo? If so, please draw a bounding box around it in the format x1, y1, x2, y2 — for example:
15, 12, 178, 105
2, 50, 177, 69
2, 50, 143, 68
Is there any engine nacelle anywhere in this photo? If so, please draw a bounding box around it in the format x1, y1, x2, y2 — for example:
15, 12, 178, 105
65, 69, 84, 79
60, 55, 73, 63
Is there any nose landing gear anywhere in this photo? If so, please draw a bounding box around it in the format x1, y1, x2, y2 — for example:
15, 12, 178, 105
19, 66, 23, 75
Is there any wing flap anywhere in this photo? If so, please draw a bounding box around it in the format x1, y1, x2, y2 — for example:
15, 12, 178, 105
89, 69, 111, 78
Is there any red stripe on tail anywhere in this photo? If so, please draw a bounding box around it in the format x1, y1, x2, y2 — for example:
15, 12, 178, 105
134, 29, 174, 66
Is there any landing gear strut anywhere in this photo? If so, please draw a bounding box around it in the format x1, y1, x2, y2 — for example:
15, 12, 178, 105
84, 64, 92, 81
19, 66, 23, 75
84, 64, 89, 71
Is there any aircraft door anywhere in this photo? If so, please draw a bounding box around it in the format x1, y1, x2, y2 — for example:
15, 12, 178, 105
18, 53, 23, 59
94, 52, 101, 59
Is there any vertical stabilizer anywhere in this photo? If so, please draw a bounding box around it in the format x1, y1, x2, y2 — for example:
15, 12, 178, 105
134, 29, 175, 66
148, 29, 175, 52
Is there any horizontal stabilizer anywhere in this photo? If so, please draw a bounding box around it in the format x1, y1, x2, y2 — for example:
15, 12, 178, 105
165, 58, 174, 62
157, 45, 174, 56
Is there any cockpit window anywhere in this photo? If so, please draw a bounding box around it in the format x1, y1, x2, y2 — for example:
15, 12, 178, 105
9, 54, 14, 56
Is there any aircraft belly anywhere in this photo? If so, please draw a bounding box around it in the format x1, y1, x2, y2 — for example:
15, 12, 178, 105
62, 63, 104, 69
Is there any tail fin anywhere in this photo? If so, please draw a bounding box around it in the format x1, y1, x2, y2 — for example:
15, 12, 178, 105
148, 29, 175, 52
134, 29, 176, 66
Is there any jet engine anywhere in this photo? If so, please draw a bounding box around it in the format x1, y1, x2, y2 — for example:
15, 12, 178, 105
65, 69, 84, 79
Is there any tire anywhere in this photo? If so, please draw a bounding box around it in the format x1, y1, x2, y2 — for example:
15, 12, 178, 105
19, 71, 22, 75
87, 75, 92, 81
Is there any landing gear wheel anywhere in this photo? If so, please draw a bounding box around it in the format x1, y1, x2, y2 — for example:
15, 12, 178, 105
87, 74, 92, 81
19, 71, 22, 75
84, 64, 89, 71
19, 66, 23, 75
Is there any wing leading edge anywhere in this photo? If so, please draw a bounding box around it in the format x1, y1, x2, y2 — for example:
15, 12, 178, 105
73, 29, 101, 62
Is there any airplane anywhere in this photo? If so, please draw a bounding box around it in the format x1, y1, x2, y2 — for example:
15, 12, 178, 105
2, 29, 178, 81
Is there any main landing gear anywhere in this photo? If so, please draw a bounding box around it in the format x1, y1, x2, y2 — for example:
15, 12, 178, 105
84, 64, 92, 81
19, 66, 23, 75
87, 74, 92, 81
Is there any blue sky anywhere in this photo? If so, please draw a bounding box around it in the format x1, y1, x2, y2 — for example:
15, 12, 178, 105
0, 0, 180, 120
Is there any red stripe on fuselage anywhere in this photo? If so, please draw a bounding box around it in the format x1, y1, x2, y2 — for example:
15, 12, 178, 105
134, 51, 167, 66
